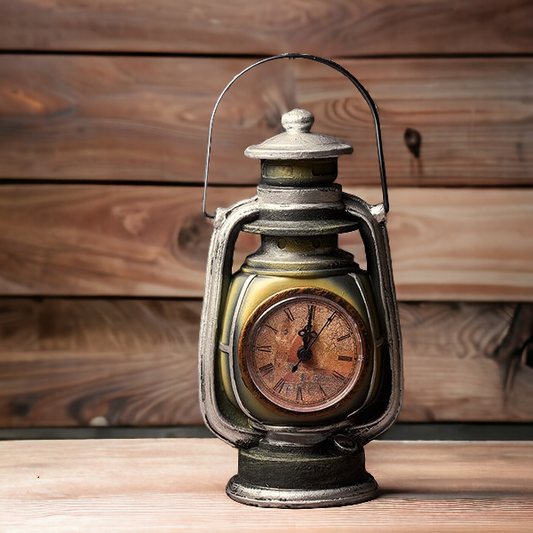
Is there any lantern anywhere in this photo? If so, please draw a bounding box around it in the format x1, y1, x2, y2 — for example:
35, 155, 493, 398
199, 54, 402, 508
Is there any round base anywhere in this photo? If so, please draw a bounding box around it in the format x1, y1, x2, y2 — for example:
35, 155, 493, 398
227, 473, 378, 509
225, 439, 379, 508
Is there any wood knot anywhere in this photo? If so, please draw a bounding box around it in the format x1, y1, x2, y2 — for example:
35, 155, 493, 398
176, 214, 212, 266
404, 128, 422, 159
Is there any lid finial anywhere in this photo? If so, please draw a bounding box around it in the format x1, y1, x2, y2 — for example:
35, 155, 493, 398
281, 109, 314, 133
245, 108, 353, 160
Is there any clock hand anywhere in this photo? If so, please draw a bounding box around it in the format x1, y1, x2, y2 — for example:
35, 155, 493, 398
307, 311, 336, 350
293, 312, 335, 372
293, 306, 316, 372
298, 305, 316, 348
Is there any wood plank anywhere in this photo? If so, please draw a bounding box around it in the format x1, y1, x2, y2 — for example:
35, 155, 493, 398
1, 440, 532, 532
0, 299, 204, 427
1, 55, 533, 186
0, 185, 532, 301
0, 56, 293, 184
1, 0, 532, 56
0, 184, 258, 297
400, 302, 533, 422
298, 58, 533, 187
359, 186, 533, 302
1, 298, 532, 427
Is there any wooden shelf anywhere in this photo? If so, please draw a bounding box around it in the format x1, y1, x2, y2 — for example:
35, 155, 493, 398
1, 439, 531, 531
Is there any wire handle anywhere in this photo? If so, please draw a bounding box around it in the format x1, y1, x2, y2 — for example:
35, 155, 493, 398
202, 53, 389, 219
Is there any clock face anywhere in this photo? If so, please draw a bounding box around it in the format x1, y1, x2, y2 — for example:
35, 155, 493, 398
239, 289, 369, 413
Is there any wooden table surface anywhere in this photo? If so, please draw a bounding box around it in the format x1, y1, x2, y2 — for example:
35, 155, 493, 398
1, 439, 532, 532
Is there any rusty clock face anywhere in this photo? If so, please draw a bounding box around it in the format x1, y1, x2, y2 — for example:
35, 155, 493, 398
239, 289, 369, 413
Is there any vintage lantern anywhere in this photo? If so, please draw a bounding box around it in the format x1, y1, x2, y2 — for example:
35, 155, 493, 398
199, 54, 402, 508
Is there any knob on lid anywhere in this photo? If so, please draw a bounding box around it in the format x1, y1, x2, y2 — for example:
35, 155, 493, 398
245, 109, 353, 160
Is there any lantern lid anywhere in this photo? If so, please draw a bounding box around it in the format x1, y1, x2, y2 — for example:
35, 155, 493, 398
245, 109, 353, 160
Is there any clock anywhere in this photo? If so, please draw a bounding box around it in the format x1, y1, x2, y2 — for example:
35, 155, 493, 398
239, 288, 371, 415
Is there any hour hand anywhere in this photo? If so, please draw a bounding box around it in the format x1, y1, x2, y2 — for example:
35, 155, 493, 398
298, 326, 316, 349
298, 306, 317, 348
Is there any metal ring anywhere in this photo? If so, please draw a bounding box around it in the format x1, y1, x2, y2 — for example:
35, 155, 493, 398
202, 53, 389, 219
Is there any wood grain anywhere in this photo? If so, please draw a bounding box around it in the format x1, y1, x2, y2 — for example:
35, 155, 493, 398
1, 0, 532, 56
1, 185, 532, 301
0, 56, 293, 184
0, 185, 258, 297
1, 55, 533, 186
298, 58, 533, 187
358, 186, 533, 302
1, 440, 532, 532
0, 299, 203, 427
1, 298, 532, 427
400, 302, 533, 422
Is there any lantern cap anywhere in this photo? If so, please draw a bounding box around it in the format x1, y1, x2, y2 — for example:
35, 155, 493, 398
245, 109, 353, 160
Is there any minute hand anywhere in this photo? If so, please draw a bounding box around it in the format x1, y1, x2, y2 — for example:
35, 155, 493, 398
307, 312, 336, 350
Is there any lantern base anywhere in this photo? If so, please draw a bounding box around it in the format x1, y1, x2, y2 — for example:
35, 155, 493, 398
226, 439, 379, 508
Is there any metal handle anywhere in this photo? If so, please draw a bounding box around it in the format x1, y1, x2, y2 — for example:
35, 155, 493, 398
202, 53, 389, 219
343, 193, 403, 443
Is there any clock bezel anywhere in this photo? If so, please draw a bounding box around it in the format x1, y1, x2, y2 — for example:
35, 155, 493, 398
237, 287, 373, 418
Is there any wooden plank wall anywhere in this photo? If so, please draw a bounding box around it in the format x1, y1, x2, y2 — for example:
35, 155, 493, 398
1, 0, 532, 428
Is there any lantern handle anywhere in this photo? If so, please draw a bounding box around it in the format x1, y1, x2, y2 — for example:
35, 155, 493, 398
202, 53, 389, 219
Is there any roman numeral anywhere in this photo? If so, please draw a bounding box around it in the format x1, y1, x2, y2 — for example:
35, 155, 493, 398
273, 378, 285, 393
256, 345, 272, 353
337, 355, 353, 362
337, 333, 351, 342
296, 386, 303, 402
259, 363, 274, 377
333, 371, 347, 383
265, 323, 278, 334
318, 385, 327, 399
307, 304, 315, 320
284, 308, 295, 321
